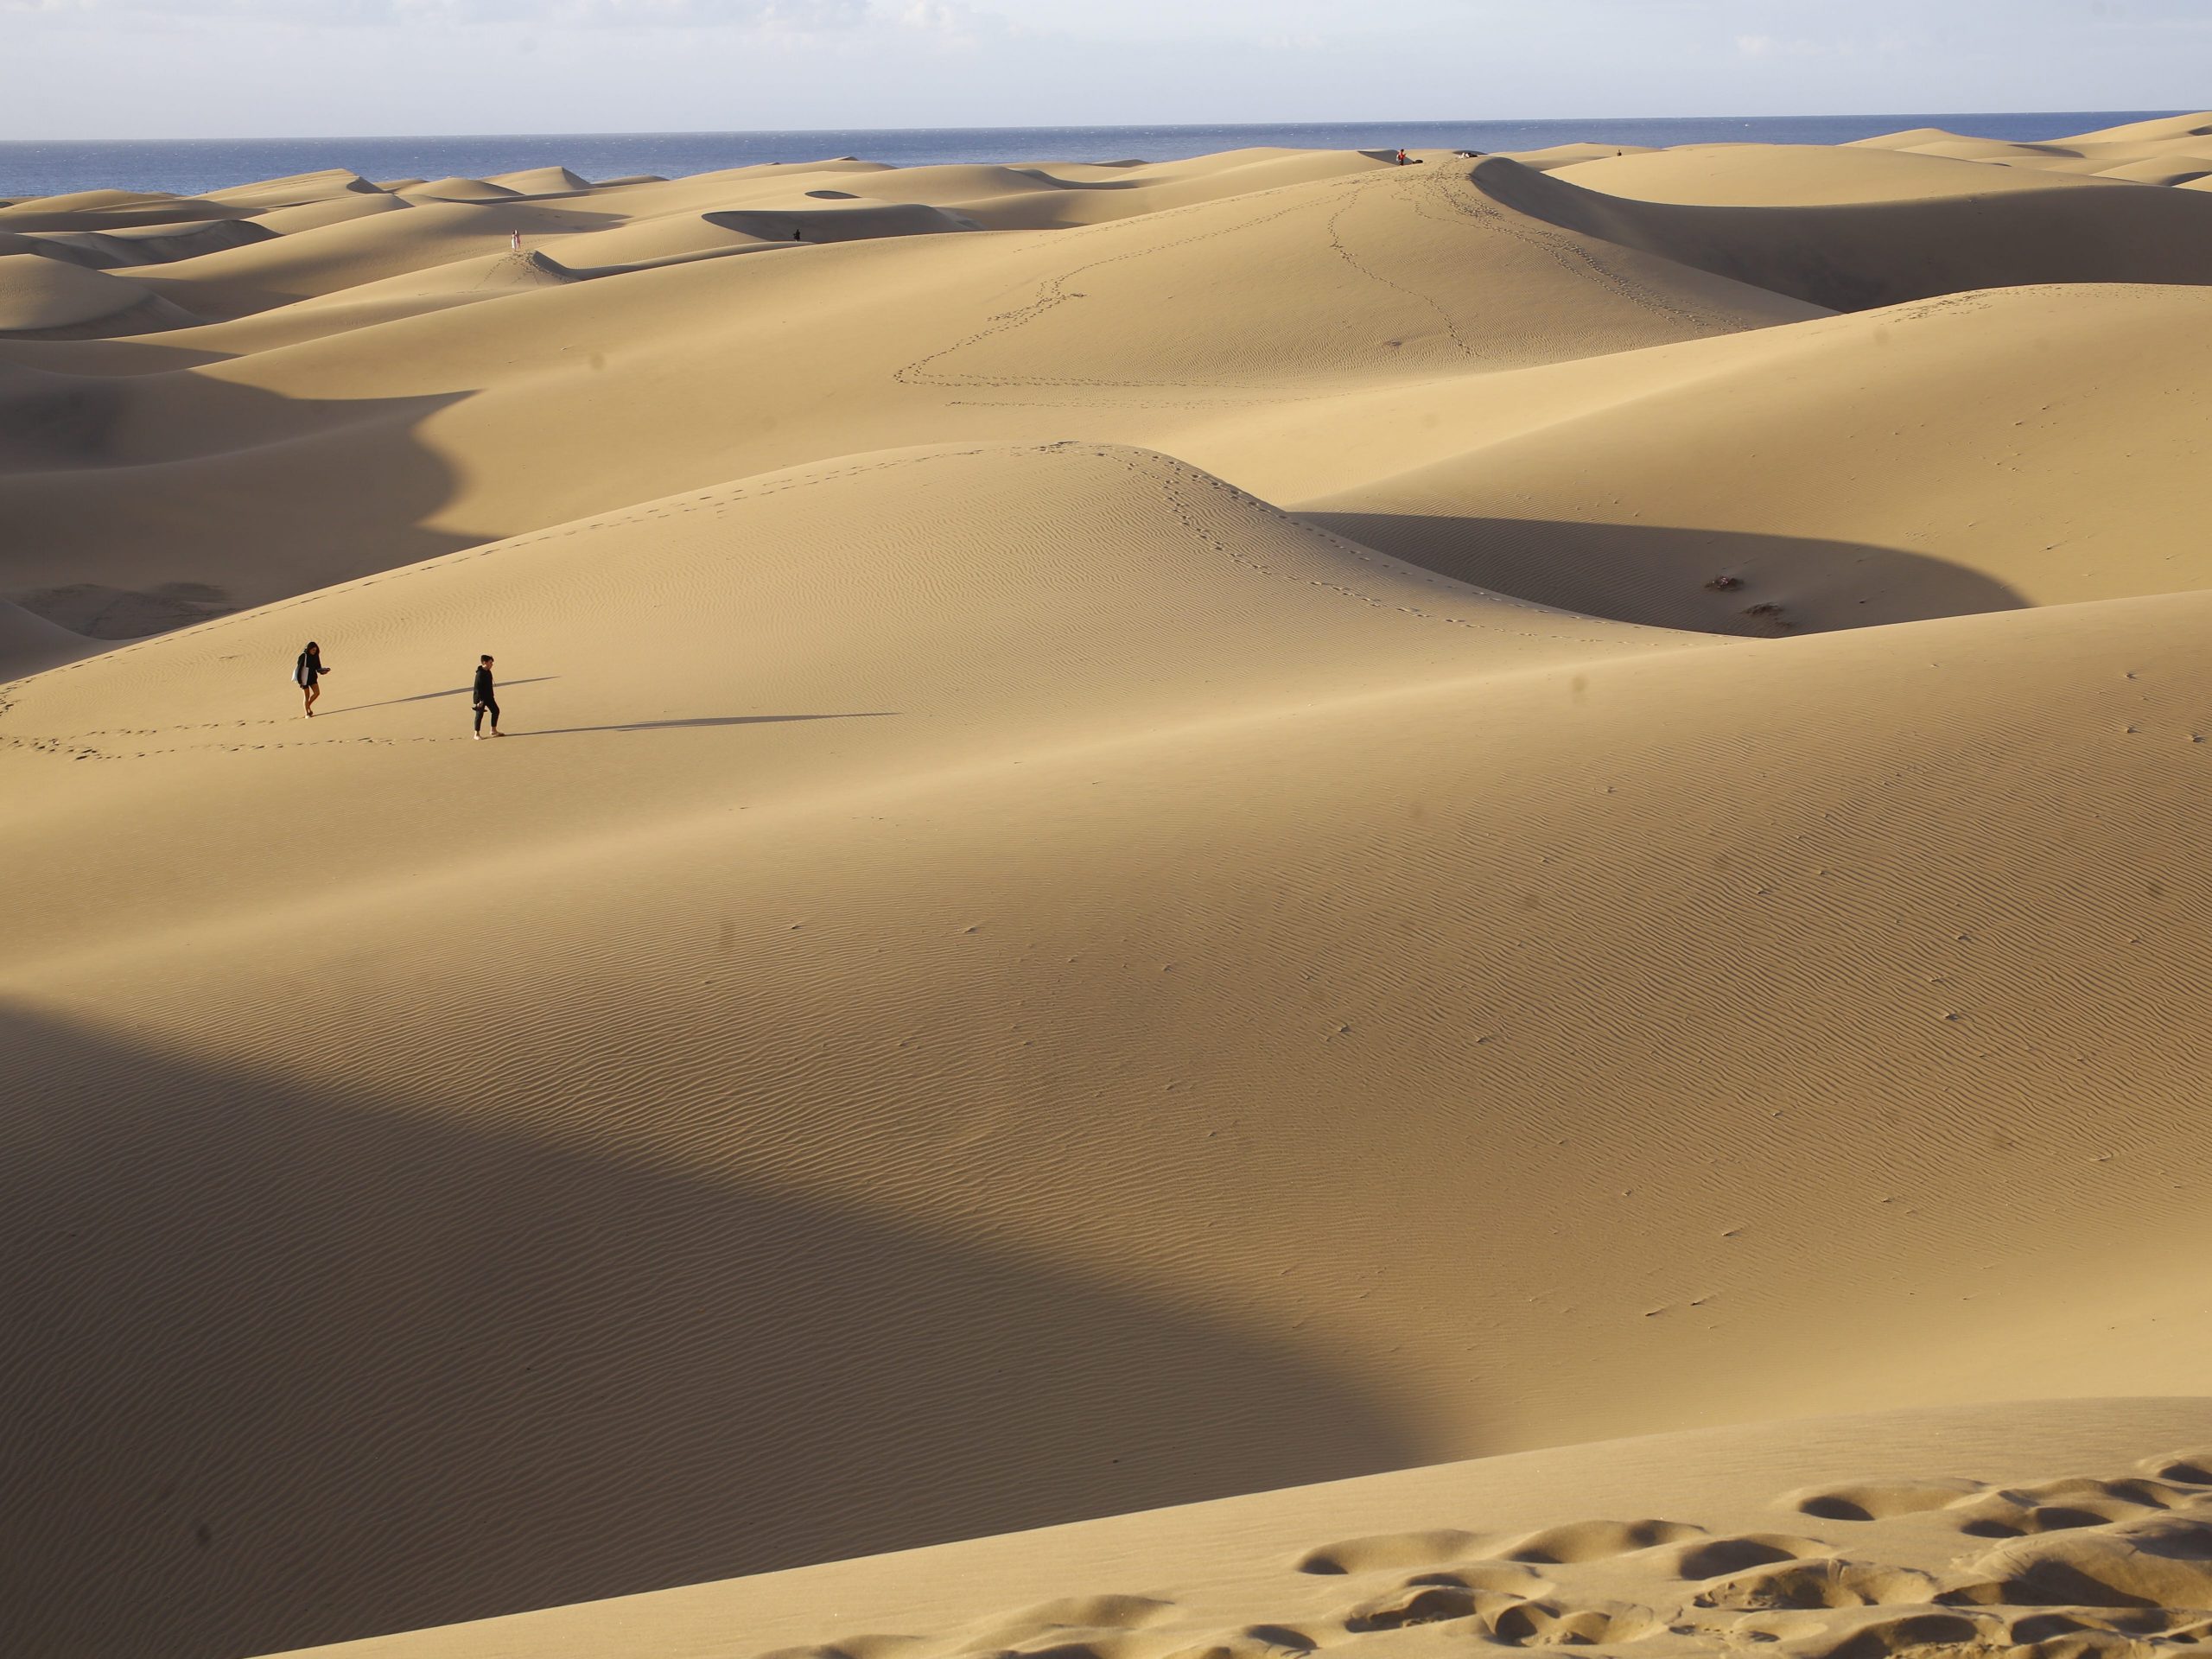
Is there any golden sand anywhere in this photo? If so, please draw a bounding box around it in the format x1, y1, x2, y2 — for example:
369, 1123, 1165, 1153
4, 116, 2212, 1659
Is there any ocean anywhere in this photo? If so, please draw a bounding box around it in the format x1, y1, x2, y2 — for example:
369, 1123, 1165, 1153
0, 112, 2180, 200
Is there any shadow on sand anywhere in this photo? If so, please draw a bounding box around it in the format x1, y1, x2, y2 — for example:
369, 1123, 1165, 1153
0, 369, 486, 639
1, 1003, 1426, 1659
515, 712, 897, 737
326, 676, 561, 715
1300, 514, 2029, 635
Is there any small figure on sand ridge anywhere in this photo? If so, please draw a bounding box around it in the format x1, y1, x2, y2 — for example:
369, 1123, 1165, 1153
294, 640, 328, 718
474, 653, 504, 738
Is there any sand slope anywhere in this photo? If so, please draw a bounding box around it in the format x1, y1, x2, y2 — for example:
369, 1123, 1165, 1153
1552, 141, 2122, 204
0, 188, 252, 231
1473, 152, 2212, 308
274, 1400, 2212, 1659
0, 252, 203, 338
11, 443, 2212, 1656
1290, 283, 2212, 631
0, 158, 1813, 627
3, 442, 1677, 1656
1851, 114, 2212, 191
5, 121, 2212, 1659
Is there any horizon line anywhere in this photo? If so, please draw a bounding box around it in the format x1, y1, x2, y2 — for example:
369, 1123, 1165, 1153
1, 106, 2191, 149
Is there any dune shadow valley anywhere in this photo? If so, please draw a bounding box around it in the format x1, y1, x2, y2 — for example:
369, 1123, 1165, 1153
8, 114, 2212, 1659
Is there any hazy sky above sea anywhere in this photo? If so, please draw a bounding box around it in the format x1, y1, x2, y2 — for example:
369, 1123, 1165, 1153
2, 0, 2205, 140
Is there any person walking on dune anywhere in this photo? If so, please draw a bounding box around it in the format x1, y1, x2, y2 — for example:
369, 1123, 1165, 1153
295, 640, 329, 717
473, 653, 504, 739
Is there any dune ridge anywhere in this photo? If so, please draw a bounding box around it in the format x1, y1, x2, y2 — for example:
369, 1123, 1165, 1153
4, 115, 2212, 1659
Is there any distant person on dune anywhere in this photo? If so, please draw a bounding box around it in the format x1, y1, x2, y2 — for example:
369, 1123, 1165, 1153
510, 229, 522, 252
473, 653, 503, 739
1395, 149, 1409, 166
294, 640, 328, 718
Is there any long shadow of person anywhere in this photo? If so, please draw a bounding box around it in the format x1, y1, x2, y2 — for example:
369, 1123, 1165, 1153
516, 712, 897, 737
324, 677, 561, 716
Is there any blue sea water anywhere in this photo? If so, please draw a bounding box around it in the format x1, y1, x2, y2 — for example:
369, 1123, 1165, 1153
0, 112, 2181, 200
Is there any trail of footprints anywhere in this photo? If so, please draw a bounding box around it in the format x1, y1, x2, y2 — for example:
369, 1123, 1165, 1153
765, 1449, 2212, 1659
0, 715, 474, 763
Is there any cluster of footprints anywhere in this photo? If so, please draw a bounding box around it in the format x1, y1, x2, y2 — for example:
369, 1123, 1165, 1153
765, 1450, 2212, 1659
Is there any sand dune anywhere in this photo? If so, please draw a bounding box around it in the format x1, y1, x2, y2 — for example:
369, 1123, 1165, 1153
403, 175, 526, 201
0, 187, 253, 230
485, 164, 595, 194
97, 215, 276, 263
251, 192, 414, 235
1550, 141, 2119, 203
11, 445, 2212, 1655
701, 200, 982, 240
0, 226, 106, 269
1473, 152, 2212, 308
271, 1400, 2212, 1659
521, 208, 788, 268
2058, 111, 2212, 144
3, 156, 1405, 327
5, 117, 2212, 1659
1882, 137, 2095, 168
1287, 283, 2212, 631
2094, 153, 2212, 185
119, 195, 623, 319
1851, 114, 2212, 192
0, 158, 1811, 624
1502, 141, 1661, 169
0, 251, 202, 337
199, 168, 387, 213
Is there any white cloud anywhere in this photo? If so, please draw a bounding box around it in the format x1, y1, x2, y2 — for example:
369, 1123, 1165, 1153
896, 0, 1006, 37
3, 0, 875, 22
1734, 32, 1848, 60
3, 0, 2208, 138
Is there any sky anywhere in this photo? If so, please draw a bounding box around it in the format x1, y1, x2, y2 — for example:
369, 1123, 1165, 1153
1, 0, 2206, 139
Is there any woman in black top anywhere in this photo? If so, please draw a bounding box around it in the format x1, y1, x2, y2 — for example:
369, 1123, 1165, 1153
295, 641, 329, 718
473, 654, 502, 738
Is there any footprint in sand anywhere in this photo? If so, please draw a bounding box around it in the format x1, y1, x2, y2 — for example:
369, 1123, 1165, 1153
1785, 1478, 1987, 1522
1294, 1528, 1484, 1576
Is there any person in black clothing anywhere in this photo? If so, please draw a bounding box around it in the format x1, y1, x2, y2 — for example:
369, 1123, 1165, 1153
473, 653, 503, 738
295, 640, 329, 718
